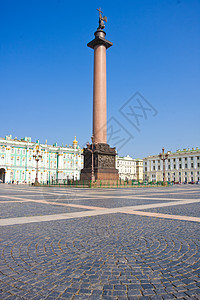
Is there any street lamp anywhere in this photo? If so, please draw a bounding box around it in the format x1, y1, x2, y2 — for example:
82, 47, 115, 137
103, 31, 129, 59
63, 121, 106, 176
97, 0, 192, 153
159, 147, 168, 186
87, 135, 95, 183
33, 145, 42, 186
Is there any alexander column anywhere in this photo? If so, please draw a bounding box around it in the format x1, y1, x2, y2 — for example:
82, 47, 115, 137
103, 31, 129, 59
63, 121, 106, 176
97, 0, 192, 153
81, 9, 119, 182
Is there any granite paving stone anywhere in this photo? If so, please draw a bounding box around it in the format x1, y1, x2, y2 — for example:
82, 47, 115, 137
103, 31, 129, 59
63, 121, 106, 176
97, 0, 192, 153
57, 198, 172, 208
0, 202, 89, 218
141, 202, 200, 218
0, 185, 200, 299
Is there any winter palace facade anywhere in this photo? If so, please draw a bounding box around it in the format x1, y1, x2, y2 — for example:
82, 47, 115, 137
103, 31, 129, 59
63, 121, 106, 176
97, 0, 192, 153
0, 135, 83, 184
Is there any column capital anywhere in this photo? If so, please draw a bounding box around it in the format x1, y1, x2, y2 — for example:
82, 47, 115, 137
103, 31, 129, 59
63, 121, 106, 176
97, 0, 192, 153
87, 29, 113, 49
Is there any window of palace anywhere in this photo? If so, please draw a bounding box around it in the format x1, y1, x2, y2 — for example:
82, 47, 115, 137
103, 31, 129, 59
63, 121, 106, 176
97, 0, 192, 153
185, 164, 188, 168
1, 147, 5, 152
11, 148, 14, 154
191, 163, 194, 168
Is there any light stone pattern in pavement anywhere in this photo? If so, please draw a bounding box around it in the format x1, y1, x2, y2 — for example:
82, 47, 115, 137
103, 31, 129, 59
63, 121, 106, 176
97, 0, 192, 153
0, 197, 200, 226
0, 185, 200, 299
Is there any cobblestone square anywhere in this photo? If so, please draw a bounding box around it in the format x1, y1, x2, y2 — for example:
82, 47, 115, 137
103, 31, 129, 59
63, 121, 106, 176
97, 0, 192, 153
0, 185, 200, 299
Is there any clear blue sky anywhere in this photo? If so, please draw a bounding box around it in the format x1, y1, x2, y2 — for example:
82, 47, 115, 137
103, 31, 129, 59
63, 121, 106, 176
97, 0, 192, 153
0, 0, 199, 158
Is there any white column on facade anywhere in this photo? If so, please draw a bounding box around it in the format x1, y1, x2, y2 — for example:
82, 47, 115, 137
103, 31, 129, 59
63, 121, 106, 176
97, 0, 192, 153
194, 156, 197, 169
170, 158, 173, 170
155, 160, 157, 171
6, 147, 10, 166
73, 152, 76, 179
165, 160, 167, 171
188, 157, 191, 169
57, 152, 63, 180
182, 157, 184, 170
5, 169, 9, 183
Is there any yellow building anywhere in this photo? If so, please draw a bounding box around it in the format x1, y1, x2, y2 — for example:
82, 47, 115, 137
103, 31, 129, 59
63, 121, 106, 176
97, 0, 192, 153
135, 159, 143, 182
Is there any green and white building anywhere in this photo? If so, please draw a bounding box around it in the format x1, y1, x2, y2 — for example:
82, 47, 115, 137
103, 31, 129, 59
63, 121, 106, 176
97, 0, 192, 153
0, 135, 83, 184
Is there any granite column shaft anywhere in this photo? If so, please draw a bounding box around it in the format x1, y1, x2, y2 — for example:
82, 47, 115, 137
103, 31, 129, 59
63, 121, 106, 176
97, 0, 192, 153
93, 44, 107, 144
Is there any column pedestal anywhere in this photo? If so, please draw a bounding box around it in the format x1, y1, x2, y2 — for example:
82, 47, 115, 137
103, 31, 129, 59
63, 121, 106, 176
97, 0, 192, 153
80, 143, 118, 181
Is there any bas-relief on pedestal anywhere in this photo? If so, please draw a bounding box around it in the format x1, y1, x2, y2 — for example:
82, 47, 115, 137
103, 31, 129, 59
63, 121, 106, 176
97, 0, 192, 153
81, 143, 118, 181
